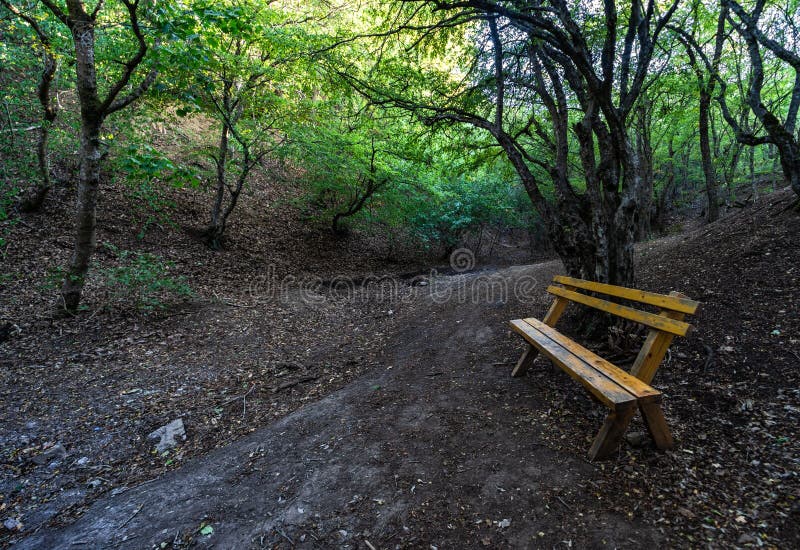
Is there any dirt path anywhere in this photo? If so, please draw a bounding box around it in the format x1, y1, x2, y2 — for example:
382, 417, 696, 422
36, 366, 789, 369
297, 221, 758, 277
17, 260, 662, 548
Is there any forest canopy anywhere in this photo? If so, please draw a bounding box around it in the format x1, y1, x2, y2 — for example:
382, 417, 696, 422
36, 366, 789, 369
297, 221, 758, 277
1, 0, 798, 311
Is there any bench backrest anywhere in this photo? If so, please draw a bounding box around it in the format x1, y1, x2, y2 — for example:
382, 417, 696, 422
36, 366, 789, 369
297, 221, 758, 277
545, 275, 701, 384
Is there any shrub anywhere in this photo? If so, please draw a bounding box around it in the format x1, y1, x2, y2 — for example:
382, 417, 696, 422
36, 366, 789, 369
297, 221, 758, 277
100, 244, 192, 311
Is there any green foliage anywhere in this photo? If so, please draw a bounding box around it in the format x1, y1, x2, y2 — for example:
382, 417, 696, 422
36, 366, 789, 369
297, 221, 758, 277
100, 244, 192, 311
0, 184, 18, 249
1, 0, 797, 298
405, 163, 530, 249
118, 143, 200, 238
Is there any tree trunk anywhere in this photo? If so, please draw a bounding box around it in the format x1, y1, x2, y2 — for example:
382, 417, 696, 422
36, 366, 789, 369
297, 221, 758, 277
775, 139, 800, 197
60, 16, 102, 313
21, 57, 58, 211
20, 120, 55, 211
749, 145, 757, 200
725, 142, 743, 200
332, 213, 344, 234
61, 121, 101, 311
634, 99, 654, 240
206, 122, 229, 249
699, 91, 719, 223
653, 137, 676, 232
772, 147, 779, 191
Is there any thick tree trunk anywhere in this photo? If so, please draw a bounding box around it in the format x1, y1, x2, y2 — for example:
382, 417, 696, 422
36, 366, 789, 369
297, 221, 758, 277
776, 139, 800, 197
611, 142, 640, 288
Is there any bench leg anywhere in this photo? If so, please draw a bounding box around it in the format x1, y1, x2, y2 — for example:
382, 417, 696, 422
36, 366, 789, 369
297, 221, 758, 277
588, 407, 636, 460
639, 401, 674, 451
511, 344, 540, 377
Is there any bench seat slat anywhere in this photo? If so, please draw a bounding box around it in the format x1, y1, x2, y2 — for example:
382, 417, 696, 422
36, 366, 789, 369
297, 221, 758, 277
546, 285, 692, 337
523, 317, 661, 402
509, 319, 640, 411
553, 276, 700, 314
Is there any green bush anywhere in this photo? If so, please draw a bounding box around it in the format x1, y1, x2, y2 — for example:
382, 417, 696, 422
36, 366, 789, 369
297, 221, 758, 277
100, 244, 193, 311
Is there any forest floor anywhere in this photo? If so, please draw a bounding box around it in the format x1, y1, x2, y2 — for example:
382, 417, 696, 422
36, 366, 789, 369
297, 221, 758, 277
1, 181, 799, 548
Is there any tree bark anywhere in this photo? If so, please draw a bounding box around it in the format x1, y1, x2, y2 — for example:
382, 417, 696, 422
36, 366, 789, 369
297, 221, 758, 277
635, 98, 654, 239
653, 136, 676, 232
61, 120, 102, 311
699, 91, 719, 222
20, 119, 53, 212
60, 13, 103, 312
207, 121, 229, 249
749, 145, 757, 200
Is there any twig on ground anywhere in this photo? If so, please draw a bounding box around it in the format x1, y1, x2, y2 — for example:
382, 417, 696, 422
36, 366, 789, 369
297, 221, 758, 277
275, 527, 294, 546
222, 384, 257, 418
119, 503, 144, 529
242, 384, 256, 419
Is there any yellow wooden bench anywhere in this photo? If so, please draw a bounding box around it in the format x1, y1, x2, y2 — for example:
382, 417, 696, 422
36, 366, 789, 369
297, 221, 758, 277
509, 275, 700, 460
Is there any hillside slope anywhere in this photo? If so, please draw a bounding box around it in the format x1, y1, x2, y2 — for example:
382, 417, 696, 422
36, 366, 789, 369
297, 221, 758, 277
2, 187, 798, 547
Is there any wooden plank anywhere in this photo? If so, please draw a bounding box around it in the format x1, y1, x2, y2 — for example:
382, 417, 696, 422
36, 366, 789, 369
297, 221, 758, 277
630, 292, 687, 384
639, 400, 675, 451
553, 276, 700, 314
542, 291, 573, 327
523, 317, 661, 402
511, 344, 539, 377
509, 320, 638, 410
546, 286, 693, 337
588, 407, 637, 460
509, 285, 574, 378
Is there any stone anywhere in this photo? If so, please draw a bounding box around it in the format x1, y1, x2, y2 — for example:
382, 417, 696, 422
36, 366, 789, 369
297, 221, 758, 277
148, 418, 186, 453
737, 533, 758, 545
3, 518, 22, 531
32, 443, 66, 465
624, 431, 649, 448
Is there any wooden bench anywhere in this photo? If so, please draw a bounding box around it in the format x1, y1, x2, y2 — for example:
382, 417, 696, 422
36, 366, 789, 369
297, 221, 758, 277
509, 275, 700, 460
